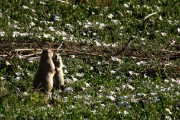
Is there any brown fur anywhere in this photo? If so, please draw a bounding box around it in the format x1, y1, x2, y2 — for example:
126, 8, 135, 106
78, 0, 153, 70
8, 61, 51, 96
53, 53, 65, 91
33, 49, 55, 92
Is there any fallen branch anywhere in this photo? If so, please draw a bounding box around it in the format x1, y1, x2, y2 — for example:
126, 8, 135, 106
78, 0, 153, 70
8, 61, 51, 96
0, 55, 7, 57
61, 52, 103, 57
14, 48, 46, 51
160, 49, 180, 54
23, 52, 42, 57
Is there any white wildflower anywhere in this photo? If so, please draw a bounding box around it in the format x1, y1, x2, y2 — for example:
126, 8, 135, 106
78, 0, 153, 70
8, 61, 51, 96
85, 95, 91, 100
29, 21, 35, 27
77, 21, 82, 25
94, 40, 101, 46
159, 16, 163, 20
110, 91, 116, 95
111, 43, 118, 47
49, 26, 55, 31
23, 6, 29, 9
76, 73, 84, 77
127, 10, 132, 14
15, 76, 22, 81
0, 31, 5, 37
22, 92, 29, 96
122, 84, 135, 90
84, 82, 90, 87
62, 36, 67, 40
165, 116, 172, 120
64, 69, 68, 74
70, 55, 75, 58
165, 108, 172, 115
177, 28, 180, 33
27, 57, 35, 63
155, 85, 160, 89
0, 76, 6, 80
61, 31, 67, 36
64, 87, 73, 92
107, 95, 116, 101
5, 61, 11, 65
51, 37, 55, 41
164, 79, 169, 83
70, 105, 75, 109
150, 92, 157, 96
91, 110, 96, 114
161, 32, 167, 37
137, 93, 147, 97
129, 71, 134, 75
12, 31, 20, 37
83, 32, 87, 36
90, 67, 93, 70
130, 98, 139, 103
99, 13, 103, 16
71, 76, 78, 82
43, 33, 51, 38
127, 84, 135, 90
69, 35, 76, 41
107, 14, 114, 19
65, 78, 73, 83
124, 111, 129, 115
111, 56, 123, 63
40, 20, 47, 24
144, 74, 147, 78
129, 71, 139, 76
54, 15, 60, 21
116, 76, 120, 79
111, 20, 120, 24
31, 9, 36, 13
39, 1, 45, 5
15, 72, 21, 76
170, 40, 176, 45
93, 32, 97, 36
84, 24, 90, 29
87, 21, 93, 25
110, 70, 116, 74
141, 38, 145, 41
124, 4, 129, 8
136, 61, 146, 66
175, 92, 179, 95
98, 86, 104, 92
38, 27, 43, 31
168, 20, 173, 24
171, 78, 180, 84
101, 104, 105, 107
99, 23, 106, 29
65, 24, 74, 31
20, 32, 29, 37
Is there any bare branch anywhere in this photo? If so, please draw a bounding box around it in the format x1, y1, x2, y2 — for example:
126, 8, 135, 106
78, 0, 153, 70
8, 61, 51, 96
61, 52, 103, 57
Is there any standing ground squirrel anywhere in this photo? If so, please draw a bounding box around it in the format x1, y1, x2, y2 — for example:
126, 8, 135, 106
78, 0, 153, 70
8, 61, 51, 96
33, 49, 55, 92
53, 53, 65, 91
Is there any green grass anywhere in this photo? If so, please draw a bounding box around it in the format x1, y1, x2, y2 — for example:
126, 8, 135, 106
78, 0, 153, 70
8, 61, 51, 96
0, 0, 180, 119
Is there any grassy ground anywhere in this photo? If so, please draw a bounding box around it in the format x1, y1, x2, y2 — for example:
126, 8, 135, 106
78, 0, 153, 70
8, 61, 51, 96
0, 0, 180, 119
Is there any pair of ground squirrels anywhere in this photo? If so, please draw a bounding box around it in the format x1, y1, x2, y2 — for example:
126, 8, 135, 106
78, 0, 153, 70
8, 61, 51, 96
33, 49, 64, 93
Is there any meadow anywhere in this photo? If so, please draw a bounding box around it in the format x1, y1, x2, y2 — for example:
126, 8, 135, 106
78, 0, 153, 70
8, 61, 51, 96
0, 0, 179, 119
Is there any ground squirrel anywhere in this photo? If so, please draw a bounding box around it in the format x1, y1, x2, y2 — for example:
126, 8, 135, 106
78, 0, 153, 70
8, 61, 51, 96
53, 53, 65, 91
33, 49, 55, 92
